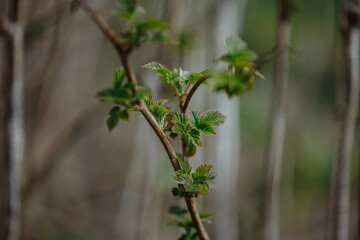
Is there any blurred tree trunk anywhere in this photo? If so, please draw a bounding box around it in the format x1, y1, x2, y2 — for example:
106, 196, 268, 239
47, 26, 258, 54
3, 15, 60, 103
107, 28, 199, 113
329, 1, 360, 240
0, 0, 26, 240
212, 0, 246, 239
264, 1, 291, 240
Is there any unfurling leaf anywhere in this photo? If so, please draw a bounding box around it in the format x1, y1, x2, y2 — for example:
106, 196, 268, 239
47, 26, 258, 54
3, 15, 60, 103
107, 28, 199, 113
184, 137, 197, 157
142, 61, 171, 77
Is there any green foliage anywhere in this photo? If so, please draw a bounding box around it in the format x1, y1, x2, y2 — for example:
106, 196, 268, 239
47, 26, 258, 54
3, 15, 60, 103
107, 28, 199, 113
97, 68, 151, 130
113, 0, 144, 20
112, 0, 171, 47
211, 36, 264, 97
86, 1, 263, 239
190, 110, 226, 135
142, 62, 206, 101
167, 206, 213, 240
172, 110, 225, 157
107, 106, 129, 130
142, 62, 228, 157
144, 97, 173, 129
172, 154, 216, 198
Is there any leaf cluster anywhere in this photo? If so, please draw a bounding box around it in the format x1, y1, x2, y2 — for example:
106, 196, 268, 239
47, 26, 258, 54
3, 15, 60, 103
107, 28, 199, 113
172, 154, 216, 198
142, 62, 206, 103
167, 206, 213, 240
211, 36, 264, 97
97, 68, 151, 130
143, 100, 226, 157
144, 97, 173, 129
113, 0, 171, 47
172, 110, 225, 157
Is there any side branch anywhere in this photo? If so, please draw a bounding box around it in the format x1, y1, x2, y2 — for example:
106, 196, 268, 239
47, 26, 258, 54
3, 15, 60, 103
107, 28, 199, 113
79, 1, 137, 87
181, 76, 209, 113
79, 1, 125, 54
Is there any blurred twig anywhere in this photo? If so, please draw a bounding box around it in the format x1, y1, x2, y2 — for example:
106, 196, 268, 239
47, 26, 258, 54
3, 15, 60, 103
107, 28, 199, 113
264, 1, 292, 240
22, 106, 103, 201
0, 0, 26, 239
329, 1, 360, 240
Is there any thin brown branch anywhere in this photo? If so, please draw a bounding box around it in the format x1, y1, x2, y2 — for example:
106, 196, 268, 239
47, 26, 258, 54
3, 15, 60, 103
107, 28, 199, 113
22, 106, 103, 201
79, 3, 210, 239
140, 102, 210, 240
139, 103, 180, 171
264, 1, 291, 240
181, 76, 209, 113
79, 0, 125, 55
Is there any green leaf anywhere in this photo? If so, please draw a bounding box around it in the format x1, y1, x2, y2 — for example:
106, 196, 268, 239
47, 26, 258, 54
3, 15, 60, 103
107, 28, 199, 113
210, 68, 255, 97
173, 112, 190, 134
219, 51, 257, 66
145, 97, 172, 128
172, 187, 181, 197
199, 212, 215, 219
168, 206, 187, 219
97, 88, 133, 107
201, 110, 226, 126
184, 140, 196, 157
107, 106, 120, 130
194, 164, 215, 180
113, 68, 126, 90
175, 174, 193, 186
119, 110, 129, 121
190, 111, 217, 135
145, 32, 171, 43
134, 87, 152, 100
114, 0, 145, 20
187, 129, 201, 146
198, 124, 216, 135
188, 72, 203, 84
142, 61, 171, 78
172, 68, 189, 87
225, 36, 247, 54
139, 18, 169, 31
189, 111, 201, 127
170, 132, 179, 139
177, 154, 191, 173
107, 114, 119, 130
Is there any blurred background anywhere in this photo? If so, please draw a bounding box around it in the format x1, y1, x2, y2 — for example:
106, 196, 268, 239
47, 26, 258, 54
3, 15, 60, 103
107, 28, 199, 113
1, 0, 359, 239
